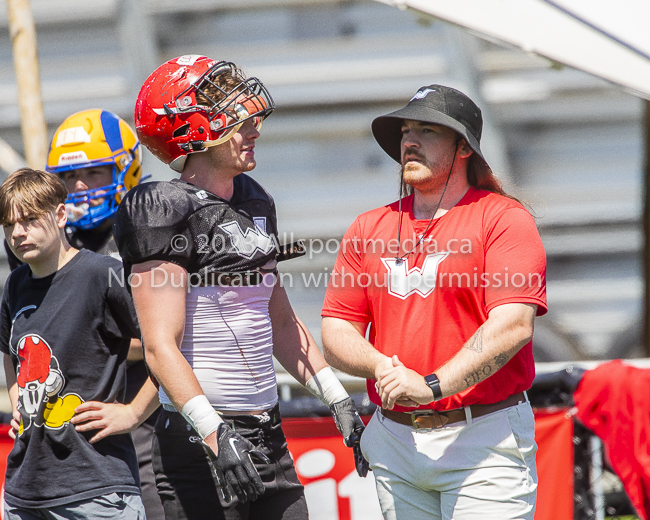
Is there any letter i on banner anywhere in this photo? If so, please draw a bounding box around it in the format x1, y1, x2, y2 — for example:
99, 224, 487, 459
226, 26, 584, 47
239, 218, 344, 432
288, 433, 382, 520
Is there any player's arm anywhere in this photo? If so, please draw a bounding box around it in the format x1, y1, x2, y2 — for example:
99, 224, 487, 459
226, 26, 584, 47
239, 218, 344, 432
71, 377, 160, 443
269, 281, 328, 384
271, 282, 369, 477
3, 353, 20, 439
375, 302, 537, 409
128, 260, 222, 452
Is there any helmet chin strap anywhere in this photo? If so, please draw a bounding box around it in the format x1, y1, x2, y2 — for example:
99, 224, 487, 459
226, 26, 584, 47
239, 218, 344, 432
202, 122, 243, 149
171, 123, 243, 173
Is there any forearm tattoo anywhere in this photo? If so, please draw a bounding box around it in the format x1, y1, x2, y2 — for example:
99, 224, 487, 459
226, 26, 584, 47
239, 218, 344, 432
464, 364, 492, 388
464, 326, 484, 353
463, 353, 512, 389
494, 353, 508, 368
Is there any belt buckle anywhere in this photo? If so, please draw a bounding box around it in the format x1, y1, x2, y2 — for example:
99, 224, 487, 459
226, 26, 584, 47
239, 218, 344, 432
409, 410, 433, 430
410, 410, 448, 429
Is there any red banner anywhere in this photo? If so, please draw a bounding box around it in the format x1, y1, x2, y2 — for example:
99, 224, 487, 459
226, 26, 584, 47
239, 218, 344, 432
533, 409, 574, 520
284, 417, 381, 520
0, 425, 12, 518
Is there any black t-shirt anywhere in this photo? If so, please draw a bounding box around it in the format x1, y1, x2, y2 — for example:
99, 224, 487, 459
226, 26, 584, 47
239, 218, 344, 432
4, 225, 156, 425
113, 175, 279, 279
0, 249, 141, 507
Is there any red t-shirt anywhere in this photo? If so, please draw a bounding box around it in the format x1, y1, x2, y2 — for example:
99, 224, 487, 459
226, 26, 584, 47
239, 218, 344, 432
321, 188, 547, 411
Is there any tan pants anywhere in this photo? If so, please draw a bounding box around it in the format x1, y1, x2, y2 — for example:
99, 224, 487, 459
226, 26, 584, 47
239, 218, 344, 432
361, 401, 537, 520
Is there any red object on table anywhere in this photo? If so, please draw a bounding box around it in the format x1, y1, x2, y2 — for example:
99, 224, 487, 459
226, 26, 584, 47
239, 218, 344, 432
574, 360, 650, 520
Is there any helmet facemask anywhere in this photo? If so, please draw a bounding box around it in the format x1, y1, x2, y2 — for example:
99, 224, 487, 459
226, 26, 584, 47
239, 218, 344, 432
61, 146, 140, 229
169, 61, 275, 152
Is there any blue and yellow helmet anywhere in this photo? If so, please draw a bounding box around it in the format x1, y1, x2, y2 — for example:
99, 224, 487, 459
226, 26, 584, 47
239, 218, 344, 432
46, 109, 142, 230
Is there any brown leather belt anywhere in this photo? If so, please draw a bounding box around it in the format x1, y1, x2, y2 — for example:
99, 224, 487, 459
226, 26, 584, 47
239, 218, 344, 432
380, 392, 526, 429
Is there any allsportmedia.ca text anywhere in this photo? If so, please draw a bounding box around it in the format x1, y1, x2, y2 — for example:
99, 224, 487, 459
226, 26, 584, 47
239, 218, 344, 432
306, 236, 473, 258
167, 232, 473, 259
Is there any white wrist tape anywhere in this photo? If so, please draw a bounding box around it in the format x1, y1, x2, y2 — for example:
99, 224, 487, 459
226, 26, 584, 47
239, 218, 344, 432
305, 367, 349, 406
180, 395, 223, 440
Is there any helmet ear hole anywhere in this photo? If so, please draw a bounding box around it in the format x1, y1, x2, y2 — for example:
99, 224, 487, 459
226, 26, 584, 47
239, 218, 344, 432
173, 124, 191, 138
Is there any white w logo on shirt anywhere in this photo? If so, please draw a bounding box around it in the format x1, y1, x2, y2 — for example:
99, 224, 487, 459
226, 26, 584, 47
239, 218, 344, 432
381, 252, 450, 299
219, 220, 275, 259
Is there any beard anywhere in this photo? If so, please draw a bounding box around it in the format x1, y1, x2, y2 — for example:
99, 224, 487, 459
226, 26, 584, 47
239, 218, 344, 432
401, 149, 456, 194
402, 162, 449, 194
402, 161, 431, 185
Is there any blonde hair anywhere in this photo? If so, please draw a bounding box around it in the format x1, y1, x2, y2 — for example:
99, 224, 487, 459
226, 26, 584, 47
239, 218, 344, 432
0, 168, 68, 226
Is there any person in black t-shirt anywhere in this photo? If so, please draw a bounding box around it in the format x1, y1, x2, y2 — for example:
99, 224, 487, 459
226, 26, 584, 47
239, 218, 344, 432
0, 168, 158, 519
3, 109, 164, 519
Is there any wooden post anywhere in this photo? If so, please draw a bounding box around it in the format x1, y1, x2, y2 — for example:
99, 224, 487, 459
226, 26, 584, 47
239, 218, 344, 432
642, 100, 650, 358
6, 0, 48, 170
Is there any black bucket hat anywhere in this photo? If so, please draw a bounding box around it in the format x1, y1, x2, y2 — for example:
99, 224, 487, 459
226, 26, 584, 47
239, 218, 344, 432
371, 84, 486, 165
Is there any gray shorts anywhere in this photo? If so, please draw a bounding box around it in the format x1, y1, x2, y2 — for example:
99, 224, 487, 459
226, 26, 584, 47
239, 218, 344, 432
4, 492, 146, 520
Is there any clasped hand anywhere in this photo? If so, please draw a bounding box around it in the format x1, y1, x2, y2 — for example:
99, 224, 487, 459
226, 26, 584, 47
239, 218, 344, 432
375, 355, 434, 409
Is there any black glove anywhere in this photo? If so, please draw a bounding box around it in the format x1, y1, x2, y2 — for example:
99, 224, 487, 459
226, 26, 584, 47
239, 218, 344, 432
203, 423, 271, 504
330, 397, 370, 477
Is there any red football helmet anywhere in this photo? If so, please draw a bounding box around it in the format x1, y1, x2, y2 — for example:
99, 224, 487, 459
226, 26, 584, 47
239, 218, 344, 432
134, 55, 275, 172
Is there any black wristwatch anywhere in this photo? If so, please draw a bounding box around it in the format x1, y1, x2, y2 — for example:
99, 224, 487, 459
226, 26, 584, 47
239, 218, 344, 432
424, 373, 443, 402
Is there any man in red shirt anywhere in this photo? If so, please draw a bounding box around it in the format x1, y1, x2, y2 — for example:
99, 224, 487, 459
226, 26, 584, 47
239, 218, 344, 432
321, 85, 547, 519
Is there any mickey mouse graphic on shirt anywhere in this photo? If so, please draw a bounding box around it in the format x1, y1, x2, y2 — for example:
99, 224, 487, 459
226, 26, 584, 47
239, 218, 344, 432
15, 334, 83, 436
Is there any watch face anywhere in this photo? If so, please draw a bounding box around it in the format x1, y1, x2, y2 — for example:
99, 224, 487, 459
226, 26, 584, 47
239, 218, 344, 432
425, 374, 439, 385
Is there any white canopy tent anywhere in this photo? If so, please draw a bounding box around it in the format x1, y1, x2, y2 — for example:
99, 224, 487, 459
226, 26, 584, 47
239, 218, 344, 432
373, 0, 650, 100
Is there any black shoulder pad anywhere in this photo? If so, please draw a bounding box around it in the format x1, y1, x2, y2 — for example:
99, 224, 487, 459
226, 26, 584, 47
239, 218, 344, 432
233, 174, 276, 207
113, 182, 194, 269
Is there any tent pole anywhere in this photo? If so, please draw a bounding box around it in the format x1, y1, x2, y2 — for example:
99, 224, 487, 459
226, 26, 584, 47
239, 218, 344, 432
643, 100, 650, 358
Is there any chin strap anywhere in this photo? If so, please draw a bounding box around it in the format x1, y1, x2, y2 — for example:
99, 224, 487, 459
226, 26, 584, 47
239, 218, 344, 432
202, 122, 244, 149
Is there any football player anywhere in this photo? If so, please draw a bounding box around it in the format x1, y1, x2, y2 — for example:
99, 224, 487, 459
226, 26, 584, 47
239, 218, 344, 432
111, 55, 367, 520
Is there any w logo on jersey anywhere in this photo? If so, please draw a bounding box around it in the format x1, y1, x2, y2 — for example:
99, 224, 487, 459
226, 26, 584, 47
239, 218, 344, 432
381, 252, 449, 299
219, 219, 275, 260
